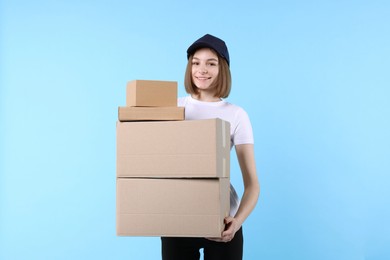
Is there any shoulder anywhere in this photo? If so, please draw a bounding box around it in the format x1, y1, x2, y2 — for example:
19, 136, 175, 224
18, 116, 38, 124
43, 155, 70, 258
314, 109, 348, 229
223, 101, 250, 118
225, 101, 254, 145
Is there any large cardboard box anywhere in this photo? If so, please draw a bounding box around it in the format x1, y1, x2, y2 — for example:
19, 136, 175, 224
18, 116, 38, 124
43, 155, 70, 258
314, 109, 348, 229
126, 80, 177, 107
118, 106, 185, 122
116, 177, 230, 237
116, 118, 230, 178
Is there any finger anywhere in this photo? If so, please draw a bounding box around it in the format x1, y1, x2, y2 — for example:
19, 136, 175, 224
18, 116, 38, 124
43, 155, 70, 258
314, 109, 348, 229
222, 231, 233, 238
209, 236, 227, 243
222, 222, 235, 236
224, 216, 234, 224
206, 237, 223, 242
222, 227, 237, 241
221, 235, 233, 243
222, 227, 232, 236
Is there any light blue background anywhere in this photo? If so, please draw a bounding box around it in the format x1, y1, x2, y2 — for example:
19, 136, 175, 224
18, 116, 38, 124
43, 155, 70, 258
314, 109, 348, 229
1, 0, 389, 259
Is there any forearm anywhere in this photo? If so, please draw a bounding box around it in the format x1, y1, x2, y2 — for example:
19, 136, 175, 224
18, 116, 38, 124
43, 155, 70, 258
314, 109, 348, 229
234, 144, 260, 226
234, 181, 260, 226
211, 144, 259, 242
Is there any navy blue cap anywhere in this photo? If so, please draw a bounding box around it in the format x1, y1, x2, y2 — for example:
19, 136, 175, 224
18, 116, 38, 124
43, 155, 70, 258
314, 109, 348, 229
187, 34, 230, 66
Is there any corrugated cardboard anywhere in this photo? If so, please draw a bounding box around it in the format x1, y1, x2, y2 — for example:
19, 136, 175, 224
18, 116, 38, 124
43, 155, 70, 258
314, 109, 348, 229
116, 118, 230, 178
116, 177, 230, 237
126, 80, 177, 107
118, 106, 185, 122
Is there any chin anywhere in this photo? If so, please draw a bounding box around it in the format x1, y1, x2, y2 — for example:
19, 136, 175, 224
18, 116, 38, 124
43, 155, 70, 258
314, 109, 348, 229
196, 86, 211, 91
195, 82, 211, 89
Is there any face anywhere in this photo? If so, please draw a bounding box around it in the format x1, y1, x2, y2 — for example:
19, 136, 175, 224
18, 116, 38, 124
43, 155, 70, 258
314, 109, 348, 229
191, 48, 219, 93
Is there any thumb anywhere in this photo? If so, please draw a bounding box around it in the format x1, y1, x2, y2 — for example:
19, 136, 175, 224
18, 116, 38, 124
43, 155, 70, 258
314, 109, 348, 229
224, 216, 234, 224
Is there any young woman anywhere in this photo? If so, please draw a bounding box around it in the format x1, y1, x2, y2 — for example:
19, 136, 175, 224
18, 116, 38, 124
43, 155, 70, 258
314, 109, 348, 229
161, 34, 260, 260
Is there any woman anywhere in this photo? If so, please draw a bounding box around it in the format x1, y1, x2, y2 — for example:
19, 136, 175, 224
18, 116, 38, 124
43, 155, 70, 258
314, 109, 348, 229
161, 34, 260, 260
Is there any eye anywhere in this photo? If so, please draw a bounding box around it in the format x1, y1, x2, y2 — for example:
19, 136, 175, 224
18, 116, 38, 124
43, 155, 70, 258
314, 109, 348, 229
192, 61, 199, 66
208, 62, 217, 66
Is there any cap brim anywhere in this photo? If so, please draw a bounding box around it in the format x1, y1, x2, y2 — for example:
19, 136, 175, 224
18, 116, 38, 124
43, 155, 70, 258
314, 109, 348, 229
187, 42, 217, 58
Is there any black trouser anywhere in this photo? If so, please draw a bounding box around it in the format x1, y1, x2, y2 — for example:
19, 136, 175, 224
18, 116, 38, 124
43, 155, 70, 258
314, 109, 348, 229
161, 228, 243, 260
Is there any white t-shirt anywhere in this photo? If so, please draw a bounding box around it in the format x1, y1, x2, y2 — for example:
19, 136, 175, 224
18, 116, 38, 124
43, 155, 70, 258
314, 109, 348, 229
178, 96, 254, 217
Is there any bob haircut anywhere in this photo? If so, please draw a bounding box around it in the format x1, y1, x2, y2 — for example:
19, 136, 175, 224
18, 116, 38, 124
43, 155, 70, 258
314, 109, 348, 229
184, 49, 231, 99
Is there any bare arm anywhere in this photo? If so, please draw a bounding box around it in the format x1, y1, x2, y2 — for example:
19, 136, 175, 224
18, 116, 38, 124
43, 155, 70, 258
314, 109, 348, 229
209, 143, 260, 242
233, 143, 260, 226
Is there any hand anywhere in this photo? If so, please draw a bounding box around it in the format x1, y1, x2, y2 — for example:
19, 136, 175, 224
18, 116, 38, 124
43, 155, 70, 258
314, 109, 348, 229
206, 217, 241, 243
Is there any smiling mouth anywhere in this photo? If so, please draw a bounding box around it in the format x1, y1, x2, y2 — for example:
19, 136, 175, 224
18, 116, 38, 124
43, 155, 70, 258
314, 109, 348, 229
196, 77, 211, 80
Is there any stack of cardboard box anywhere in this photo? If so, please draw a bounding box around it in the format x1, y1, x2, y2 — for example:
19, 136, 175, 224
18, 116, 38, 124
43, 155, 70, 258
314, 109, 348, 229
116, 80, 231, 237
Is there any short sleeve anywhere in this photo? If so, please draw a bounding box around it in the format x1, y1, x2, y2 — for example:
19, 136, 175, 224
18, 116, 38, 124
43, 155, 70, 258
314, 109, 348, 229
232, 108, 254, 146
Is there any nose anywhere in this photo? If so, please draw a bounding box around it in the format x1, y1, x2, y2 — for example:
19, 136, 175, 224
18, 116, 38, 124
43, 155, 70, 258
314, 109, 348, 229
199, 65, 207, 74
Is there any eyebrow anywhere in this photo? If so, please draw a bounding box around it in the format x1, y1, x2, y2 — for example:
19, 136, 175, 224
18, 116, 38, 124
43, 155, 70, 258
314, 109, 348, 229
192, 57, 218, 62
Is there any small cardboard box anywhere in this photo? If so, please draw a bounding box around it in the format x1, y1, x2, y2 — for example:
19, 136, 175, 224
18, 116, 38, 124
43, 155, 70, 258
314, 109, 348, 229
116, 118, 230, 178
118, 106, 185, 122
116, 177, 230, 237
126, 80, 177, 107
